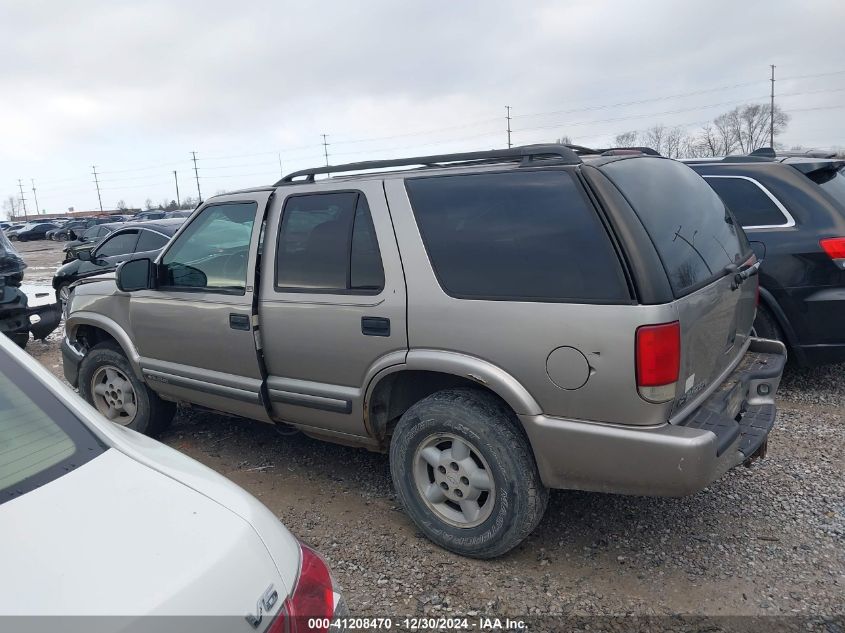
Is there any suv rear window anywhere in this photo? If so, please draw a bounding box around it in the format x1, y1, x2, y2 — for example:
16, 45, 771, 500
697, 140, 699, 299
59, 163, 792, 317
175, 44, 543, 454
807, 165, 845, 207
405, 170, 629, 302
0, 351, 105, 505
602, 158, 750, 297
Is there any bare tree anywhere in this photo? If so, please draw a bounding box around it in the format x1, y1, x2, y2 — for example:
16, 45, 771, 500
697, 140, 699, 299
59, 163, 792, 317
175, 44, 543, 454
116, 199, 128, 210
614, 131, 640, 147
144, 198, 154, 210
556, 135, 573, 145
2, 195, 19, 220
723, 104, 789, 153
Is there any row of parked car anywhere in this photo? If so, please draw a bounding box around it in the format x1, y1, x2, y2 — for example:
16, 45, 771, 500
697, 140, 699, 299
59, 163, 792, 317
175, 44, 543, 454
1, 209, 192, 243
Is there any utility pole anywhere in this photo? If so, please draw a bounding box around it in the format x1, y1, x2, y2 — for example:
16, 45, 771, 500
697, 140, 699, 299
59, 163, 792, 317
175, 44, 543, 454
506, 105, 512, 148
321, 134, 330, 166
191, 151, 202, 202
173, 171, 181, 207
17, 179, 29, 221
31, 179, 41, 215
92, 165, 104, 212
770, 64, 776, 148
278, 153, 283, 179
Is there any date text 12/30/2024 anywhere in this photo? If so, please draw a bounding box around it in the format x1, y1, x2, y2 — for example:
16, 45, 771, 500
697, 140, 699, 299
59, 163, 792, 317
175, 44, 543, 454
312, 617, 528, 631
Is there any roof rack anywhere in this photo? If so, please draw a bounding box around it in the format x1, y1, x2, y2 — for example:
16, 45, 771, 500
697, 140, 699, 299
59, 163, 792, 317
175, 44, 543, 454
276, 144, 582, 184
563, 144, 661, 156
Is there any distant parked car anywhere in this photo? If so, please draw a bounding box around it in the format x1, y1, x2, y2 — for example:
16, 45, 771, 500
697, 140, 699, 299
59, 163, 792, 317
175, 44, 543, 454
62, 223, 120, 262
164, 210, 192, 219
15, 222, 60, 242
53, 219, 184, 308
50, 217, 113, 241
0, 331, 346, 628
688, 149, 845, 365
133, 210, 167, 221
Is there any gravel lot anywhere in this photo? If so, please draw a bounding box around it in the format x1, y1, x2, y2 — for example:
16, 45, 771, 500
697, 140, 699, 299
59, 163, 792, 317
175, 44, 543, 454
13, 240, 845, 626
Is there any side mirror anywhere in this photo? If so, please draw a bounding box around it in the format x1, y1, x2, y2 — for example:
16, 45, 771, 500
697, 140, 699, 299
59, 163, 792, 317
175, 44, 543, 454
76, 250, 92, 261
116, 258, 154, 292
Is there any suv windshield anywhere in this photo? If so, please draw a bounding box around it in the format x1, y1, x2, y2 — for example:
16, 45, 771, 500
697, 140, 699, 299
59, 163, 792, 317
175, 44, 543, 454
0, 349, 105, 505
602, 157, 750, 297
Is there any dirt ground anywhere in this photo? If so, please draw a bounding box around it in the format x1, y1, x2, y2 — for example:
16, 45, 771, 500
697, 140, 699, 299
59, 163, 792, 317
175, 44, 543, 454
13, 239, 845, 625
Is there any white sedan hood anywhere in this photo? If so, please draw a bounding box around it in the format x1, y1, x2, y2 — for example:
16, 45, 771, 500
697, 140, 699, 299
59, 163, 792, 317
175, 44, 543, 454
0, 447, 286, 623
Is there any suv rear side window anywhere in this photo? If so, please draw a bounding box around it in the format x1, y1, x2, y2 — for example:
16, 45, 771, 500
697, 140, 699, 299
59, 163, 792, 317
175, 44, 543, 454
275, 192, 385, 293
136, 229, 169, 252
703, 176, 790, 227
602, 158, 749, 297
405, 170, 629, 302
0, 351, 105, 505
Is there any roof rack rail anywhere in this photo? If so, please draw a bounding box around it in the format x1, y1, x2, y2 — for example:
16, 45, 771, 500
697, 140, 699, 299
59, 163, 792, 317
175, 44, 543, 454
562, 144, 661, 157
276, 144, 582, 184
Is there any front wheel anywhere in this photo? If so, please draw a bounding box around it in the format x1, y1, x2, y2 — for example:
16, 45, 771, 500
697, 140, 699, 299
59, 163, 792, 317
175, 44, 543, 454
56, 283, 70, 311
390, 388, 549, 558
78, 341, 176, 436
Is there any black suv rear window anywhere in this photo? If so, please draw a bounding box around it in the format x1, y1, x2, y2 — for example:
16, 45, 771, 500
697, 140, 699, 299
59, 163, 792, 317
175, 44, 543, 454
703, 176, 789, 227
405, 170, 629, 302
602, 158, 749, 297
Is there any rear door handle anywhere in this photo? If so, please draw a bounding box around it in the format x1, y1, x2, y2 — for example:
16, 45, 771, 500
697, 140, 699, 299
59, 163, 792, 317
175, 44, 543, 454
229, 313, 251, 331
361, 316, 390, 337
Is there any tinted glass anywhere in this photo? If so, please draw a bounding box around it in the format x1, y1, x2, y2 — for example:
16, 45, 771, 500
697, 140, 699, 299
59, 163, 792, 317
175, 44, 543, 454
83, 227, 99, 239
350, 196, 385, 291
405, 170, 628, 302
95, 231, 138, 258
704, 177, 787, 227
136, 229, 169, 252
276, 192, 384, 293
810, 166, 845, 207
0, 349, 104, 505
602, 158, 749, 297
160, 202, 256, 292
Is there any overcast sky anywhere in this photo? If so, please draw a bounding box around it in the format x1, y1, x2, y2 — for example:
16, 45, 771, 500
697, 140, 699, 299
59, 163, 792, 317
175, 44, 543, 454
2, 0, 844, 216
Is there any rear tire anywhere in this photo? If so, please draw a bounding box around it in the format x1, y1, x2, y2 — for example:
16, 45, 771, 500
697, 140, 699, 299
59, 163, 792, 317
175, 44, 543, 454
390, 388, 549, 558
79, 341, 176, 436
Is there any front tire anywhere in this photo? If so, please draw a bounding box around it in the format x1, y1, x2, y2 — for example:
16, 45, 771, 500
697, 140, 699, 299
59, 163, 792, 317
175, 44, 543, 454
390, 388, 549, 558
79, 341, 176, 436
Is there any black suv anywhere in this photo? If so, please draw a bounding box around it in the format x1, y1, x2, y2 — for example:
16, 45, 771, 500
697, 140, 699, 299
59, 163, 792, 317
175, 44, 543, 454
687, 150, 845, 366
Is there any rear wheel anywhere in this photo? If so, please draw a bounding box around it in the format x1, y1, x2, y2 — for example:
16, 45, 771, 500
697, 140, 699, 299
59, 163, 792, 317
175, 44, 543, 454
79, 341, 176, 436
390, 388, 548, 558
56, 233, 68, 241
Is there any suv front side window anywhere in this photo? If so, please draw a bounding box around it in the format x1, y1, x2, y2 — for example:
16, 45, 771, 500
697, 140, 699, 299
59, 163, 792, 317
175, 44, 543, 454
159, 202, 256, 293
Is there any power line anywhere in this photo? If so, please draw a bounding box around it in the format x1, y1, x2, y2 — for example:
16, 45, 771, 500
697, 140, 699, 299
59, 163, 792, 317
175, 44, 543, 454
191, 151, 202, 202
91, 166, 103, 212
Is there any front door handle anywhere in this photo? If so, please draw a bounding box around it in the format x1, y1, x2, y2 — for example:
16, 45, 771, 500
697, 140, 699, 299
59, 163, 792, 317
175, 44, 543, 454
361, 316, 390, 337
229, 313, 251, 331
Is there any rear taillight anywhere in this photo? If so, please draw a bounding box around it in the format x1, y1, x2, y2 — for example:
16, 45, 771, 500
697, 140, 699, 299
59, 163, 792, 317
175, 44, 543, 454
267, 542, 337, 633
820, 237, 845, 269
636, 321, 680, 403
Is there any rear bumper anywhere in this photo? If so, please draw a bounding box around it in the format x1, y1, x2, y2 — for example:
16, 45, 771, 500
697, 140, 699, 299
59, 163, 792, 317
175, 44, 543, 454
521, 337, 787, 497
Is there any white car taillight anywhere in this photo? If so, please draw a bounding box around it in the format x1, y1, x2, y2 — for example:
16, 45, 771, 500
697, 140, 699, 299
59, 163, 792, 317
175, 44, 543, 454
267, 542, 340, 633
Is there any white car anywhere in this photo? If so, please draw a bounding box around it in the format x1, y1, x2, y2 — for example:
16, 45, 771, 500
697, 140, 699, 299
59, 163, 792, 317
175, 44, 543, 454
0, 333, 345, 632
